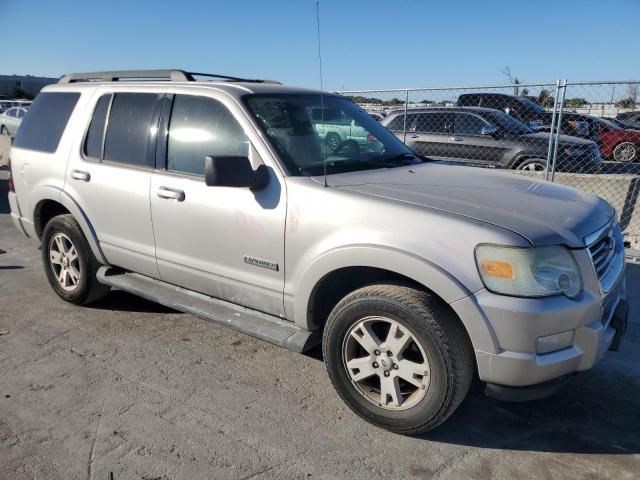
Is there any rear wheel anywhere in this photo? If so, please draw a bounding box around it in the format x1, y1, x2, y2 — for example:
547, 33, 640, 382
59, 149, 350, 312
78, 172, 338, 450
323, 283, 474, 435
515, 158, 546, 171
41, 214, 110, 305
325, 132, 341, 152
0, 125, 8, 135
613, 142, 638, 163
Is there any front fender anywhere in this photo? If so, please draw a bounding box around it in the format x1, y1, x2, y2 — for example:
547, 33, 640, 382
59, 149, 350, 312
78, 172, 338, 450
32, 186, 108, 265
291, 244, 498, 353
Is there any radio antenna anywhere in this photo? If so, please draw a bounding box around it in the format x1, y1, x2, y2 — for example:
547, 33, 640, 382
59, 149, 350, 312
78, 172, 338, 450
316, 0, 328, 187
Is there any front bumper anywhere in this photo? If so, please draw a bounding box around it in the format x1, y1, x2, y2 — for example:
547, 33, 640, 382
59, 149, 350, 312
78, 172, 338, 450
472, 262, 626, 388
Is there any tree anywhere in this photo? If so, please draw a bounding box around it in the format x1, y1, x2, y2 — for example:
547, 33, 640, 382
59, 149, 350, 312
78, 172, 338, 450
537, 89, 555, 108
564, 97, 588, 108
616, 98, 636, 109
501, 66, 521, 95
11, 86, 33, 100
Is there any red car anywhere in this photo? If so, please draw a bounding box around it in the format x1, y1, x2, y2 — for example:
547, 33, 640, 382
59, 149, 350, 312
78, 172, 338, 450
595, 118, 640, 163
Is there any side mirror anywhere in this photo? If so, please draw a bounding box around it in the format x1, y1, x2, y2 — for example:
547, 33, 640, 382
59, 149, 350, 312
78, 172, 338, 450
204, 156, 269, 189
481, 125, 498, 136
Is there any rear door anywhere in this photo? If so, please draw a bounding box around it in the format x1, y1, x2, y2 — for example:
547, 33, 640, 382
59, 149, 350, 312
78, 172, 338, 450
65, 89, 163, 277
406, 112, 454, 158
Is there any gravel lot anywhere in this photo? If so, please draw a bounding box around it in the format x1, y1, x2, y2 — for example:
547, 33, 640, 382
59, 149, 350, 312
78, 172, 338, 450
1, 149, 640, 479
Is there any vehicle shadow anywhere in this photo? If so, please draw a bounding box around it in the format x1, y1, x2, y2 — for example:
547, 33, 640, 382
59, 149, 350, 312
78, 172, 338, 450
88, 290, 182, 314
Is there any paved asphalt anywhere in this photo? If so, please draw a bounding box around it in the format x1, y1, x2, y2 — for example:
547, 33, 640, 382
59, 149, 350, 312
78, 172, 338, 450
1, 147, 639, 479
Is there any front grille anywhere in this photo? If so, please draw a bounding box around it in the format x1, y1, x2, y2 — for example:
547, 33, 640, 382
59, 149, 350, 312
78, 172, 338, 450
587, 221, 624, 294
589, 227, 616, 279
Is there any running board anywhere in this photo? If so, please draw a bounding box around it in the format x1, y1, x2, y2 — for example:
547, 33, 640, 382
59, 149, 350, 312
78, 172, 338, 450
96, 267, 320, 353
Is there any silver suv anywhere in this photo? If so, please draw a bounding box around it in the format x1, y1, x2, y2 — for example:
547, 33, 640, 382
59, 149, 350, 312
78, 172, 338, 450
7, 70, 628, 434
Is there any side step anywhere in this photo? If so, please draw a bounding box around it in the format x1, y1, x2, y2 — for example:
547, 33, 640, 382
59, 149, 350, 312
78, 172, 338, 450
96, 267, 320, 353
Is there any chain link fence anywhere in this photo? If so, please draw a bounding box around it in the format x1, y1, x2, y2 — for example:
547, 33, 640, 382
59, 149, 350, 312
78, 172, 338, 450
338, 81, 640, 248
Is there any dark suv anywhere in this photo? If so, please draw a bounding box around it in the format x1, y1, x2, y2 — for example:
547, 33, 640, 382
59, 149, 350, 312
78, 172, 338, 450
457, 93, 602, 141
381, 107, 602, 172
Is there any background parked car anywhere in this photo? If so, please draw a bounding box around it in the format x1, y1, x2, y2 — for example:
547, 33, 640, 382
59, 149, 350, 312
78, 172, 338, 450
382, 106, 602, 172
0, 106, 28, 135
595, 117, 640, 163
457, 92, 551, 130
616, 111, 640, 130
0, 99, 31, 114
367, 111, 385, 122
310, 107, 383, 154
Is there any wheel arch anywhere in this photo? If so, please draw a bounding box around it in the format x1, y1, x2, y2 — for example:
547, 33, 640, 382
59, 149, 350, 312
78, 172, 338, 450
293, 245, 497, 353
32, 187, 107, 265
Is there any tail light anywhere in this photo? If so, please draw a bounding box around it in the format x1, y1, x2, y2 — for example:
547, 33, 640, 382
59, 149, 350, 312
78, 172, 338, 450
7, 156, 14, 192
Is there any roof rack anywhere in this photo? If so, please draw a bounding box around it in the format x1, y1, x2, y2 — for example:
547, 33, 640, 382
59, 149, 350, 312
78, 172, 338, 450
58, 69, 281, 84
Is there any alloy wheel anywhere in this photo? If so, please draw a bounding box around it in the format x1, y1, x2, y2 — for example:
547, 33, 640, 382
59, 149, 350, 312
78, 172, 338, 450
342, 316, 430, 411
613, 142, 637, 163
48, 233, 81, 292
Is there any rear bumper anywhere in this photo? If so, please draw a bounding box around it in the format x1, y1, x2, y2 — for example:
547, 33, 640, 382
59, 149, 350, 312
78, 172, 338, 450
8, 191, 30, 237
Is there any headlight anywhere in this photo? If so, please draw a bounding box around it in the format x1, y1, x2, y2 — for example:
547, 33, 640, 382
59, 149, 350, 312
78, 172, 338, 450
475, 245, 582, 298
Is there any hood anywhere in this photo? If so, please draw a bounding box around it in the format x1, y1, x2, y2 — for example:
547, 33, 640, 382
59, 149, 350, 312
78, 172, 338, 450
315, 163, 613, 248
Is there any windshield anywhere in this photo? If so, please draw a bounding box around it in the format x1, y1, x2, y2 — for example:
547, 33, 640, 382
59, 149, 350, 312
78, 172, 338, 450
517, 97, 545, 113
244, 94, 420, 176
482, 110, 534, 135
598, 118, 622, 130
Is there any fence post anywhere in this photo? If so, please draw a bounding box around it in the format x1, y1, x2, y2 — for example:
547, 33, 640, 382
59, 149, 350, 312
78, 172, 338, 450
545, 80, 561, 181
402, 89, 409, 144
549, 79, 567, 182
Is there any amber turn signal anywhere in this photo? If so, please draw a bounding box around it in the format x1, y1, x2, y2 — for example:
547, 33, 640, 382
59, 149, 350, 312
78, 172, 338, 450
480, 259, 514, 279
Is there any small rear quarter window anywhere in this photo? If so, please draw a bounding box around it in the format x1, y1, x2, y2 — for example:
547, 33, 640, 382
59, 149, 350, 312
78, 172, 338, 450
13, 92, 80, 153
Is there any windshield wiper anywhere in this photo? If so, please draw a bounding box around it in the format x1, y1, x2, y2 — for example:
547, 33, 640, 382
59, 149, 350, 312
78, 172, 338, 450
376, 152, 427, 165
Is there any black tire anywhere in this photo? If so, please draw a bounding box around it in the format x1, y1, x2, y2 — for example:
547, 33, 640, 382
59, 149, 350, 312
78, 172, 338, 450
0, 125, 8, 135
514, 158, 547, 172
41, 214, 110, 305
325, 132, 341, 152
323, 283, 474, 435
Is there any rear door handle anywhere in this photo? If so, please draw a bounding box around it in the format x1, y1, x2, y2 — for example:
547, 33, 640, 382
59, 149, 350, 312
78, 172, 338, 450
70, 169, 90, 182
157, 186, 185, 201
449, 136, 463, 141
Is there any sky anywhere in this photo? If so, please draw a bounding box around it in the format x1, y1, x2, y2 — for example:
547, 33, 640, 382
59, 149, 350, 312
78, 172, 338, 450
1, 0, 639, 91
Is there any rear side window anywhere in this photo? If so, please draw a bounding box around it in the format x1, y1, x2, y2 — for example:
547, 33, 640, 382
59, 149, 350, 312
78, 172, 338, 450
84, 94, 111, 159
167, 95, 249, 176
13, 92, 80, 153
415, 112, 453, 133
386, 113, 416, 131
104, 93, 160, 167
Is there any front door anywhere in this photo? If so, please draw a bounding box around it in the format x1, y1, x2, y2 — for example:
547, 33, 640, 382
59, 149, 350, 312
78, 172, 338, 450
448, 112, 507, 166
150, 93, 286, 317
406, 112, 454, 159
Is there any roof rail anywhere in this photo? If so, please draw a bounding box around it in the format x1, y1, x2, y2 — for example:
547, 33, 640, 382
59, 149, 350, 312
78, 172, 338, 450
58, 69, 281, 84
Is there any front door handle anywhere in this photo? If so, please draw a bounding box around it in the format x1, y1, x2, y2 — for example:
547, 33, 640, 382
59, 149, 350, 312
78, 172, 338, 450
449, 136, 463, 141
157, 186, 185, 201
70, 169, 91, 182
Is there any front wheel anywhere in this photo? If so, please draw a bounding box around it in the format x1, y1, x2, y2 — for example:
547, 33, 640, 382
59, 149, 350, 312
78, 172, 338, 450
0, 125, 8, 136
323, 284, 474, 435
515, 158, 547, 171
41, 214, 110, 305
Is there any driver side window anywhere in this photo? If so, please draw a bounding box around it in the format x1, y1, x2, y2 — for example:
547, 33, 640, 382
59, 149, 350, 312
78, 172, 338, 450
167, 95, 249, 176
